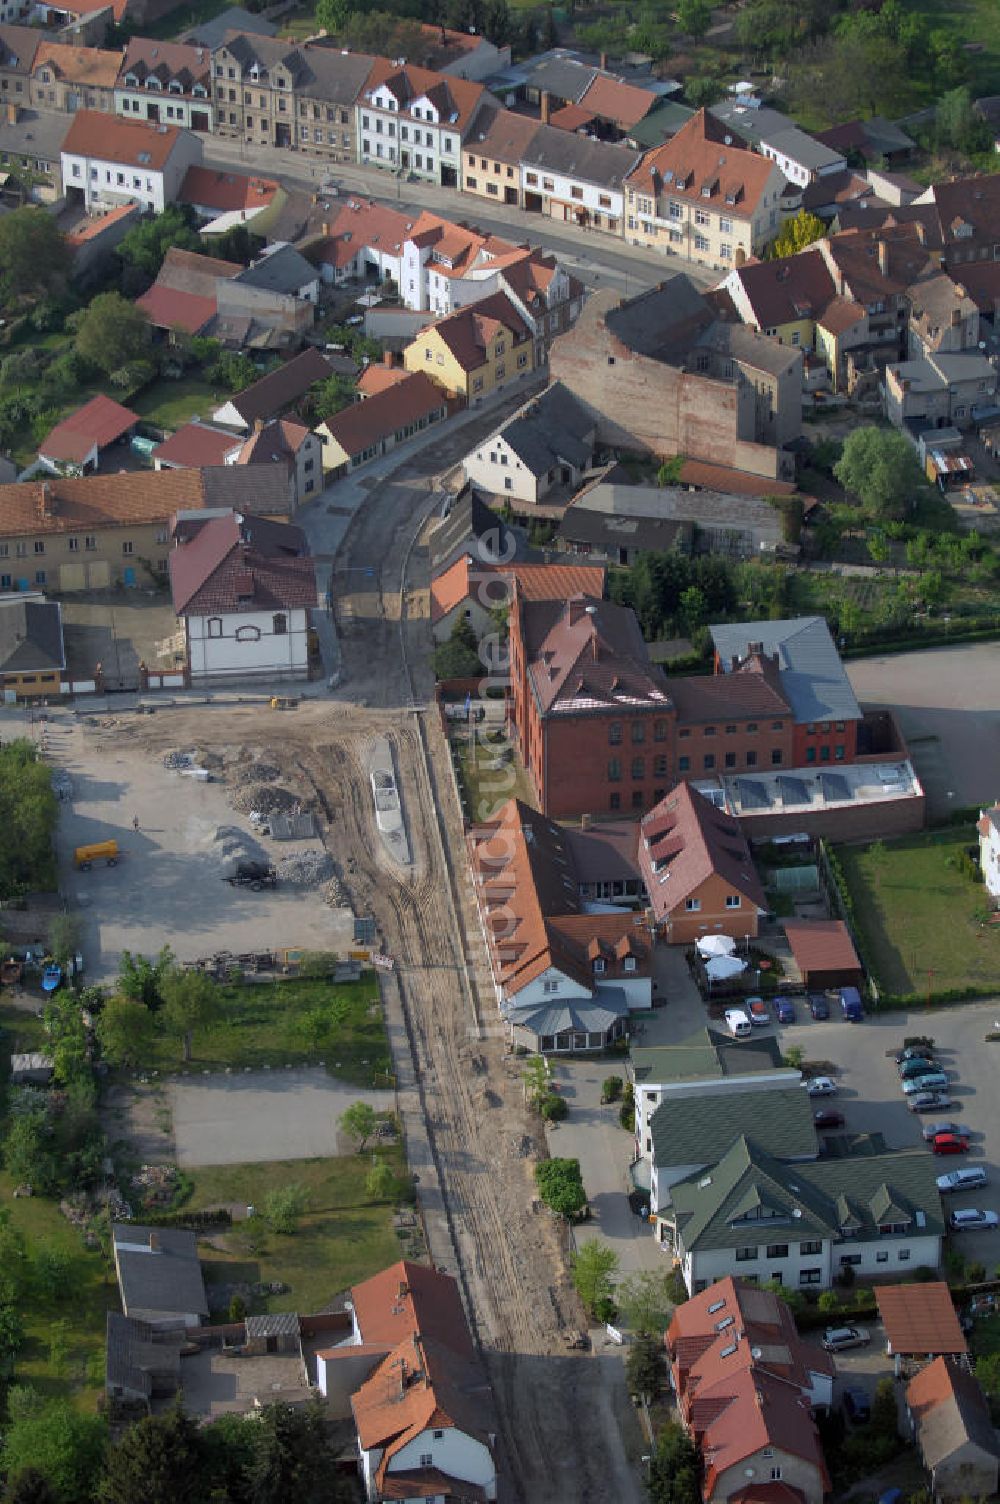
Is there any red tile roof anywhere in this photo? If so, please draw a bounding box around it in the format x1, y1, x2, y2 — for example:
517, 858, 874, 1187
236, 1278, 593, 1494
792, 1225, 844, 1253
429, 556, 605, 624
119, 36, 211, 95
226, 347, 334, 426
521, 595, 671, 717
65, 202, 138, 247
321, 372, 446, 459
34, 40, 121, 89
670, 662, 790, 724
168, 511, 314, 616
156, 246, 243, 297
626, 110, 777, 218
350, 1261, 474, 1357
151, 423, 237, 470
578, 72, 657, 129
640, 782, 766, 922
419, 291, 531, 374
232, 418, 310, 467
729, 249, 837, 331
39, 394, 138, 464
0, 470, 207, 537
357, 364, 412, 397
179, 166, 278, 213
875, 1283, 967, 1357
698, 1367, 829, 1497
61, 109, 183, 170
678, 459, 797, 497
136, 283, 217, 335
781, 920, 860, 978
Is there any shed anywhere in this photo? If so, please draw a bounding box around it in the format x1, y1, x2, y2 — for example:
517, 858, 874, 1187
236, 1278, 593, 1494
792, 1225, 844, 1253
906, 1356, 1000, 1501
782, 919, 862, 989
9, 1052, 55, 1085
876, 1283, 967, 1360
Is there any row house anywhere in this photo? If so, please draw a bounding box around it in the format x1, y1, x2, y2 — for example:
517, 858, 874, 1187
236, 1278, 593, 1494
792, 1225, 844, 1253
115, 37, 212, 132
30, 40, 120, 113
356, 59, 491, 187
403, 290, 537, 401
711, 100, 847, 189
520, 122, 639, 236
0, 25, 39, 102
61, 109, 201, 215
624, 110, 795, 270
211, 33, 371, 162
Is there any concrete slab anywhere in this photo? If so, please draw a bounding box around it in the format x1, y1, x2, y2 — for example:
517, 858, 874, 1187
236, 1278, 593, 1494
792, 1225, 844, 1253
169, 1067, 394, 1167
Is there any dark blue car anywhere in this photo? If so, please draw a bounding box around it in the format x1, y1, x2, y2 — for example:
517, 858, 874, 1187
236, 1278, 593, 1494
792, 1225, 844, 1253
776, 998, 796, 1025
808, 994, 829, 1020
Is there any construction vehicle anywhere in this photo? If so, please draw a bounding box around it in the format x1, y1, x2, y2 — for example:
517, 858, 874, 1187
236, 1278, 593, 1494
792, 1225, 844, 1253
269, 696, 298, 711
74, 840, 119, 870
224, 861, 278, 892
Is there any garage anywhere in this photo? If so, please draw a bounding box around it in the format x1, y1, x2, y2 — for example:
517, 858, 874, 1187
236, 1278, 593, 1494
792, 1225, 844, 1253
783, 918, 863, 990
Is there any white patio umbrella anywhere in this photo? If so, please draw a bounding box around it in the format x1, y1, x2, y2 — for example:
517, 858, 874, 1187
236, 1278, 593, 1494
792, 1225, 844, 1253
697, 934, 736, 958
704, 954, 747, 982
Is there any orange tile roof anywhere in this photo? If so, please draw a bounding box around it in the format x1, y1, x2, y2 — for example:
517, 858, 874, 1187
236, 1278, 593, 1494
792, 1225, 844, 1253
321, 372, 446, 459
61, 110, 183, 170
0, 470, 207, 537
626, 109, 776, 217
578, 72, 657, 129
907, 1354, 960, 1419
135, 283, 216, 335
875, 1283, 967, 1356
350, 1261, 474, 1356
34, 41, 122, 89
699, 1367, 830, 1496
356, 364, 411, 397
781, 920, 860, 977
179, 166, 278, 213
65, 202, 138, 246
640, 782, 766, 922
38, 394, 138, 464
678, 459, 797, 497
315, 198, 414, 269
429, 557, 605, 624
549, 101, 597, 132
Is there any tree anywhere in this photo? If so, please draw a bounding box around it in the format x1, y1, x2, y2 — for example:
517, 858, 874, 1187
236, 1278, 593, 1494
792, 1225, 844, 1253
262, 1184, 308, 1235
648, 1422, 701, 1504
870, 1376, 899, 1440
4, 1110, 60, 1194
117, 205, 201, 283
0, 741, 58, 901
96, 996, 155, 1069
769, 209, 826, 258
1, 1402, 107, 1504
2, 1472, 57, 1504
834, 426, 928, 520
73, 292, 151, 376
679, 585, 706, 635
521, 1055, 551, 1112
483, 0, 509, 44
365, 1161, 397, 1201
309, 372, 356, 422
534, 1157, 586, 1219
315, 0, 351, 31
935, 86, 990, 155
0, 209, 70, 304
210, 349, 258, 391
675, 0, 712, 39
160, 967, 220, 1062
617, 1270, 676, 1336
46, 915, 80, 970
571, 1239, 619, 1318
626, 1331, 664, 1398
340, 1101, 377, 1152
99, 1403, 205, 1504
247, 1399, 348, 1504
432, 616, 481, 680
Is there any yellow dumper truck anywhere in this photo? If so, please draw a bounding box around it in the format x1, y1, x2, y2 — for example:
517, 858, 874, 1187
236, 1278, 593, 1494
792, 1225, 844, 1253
73, 841, 119, 870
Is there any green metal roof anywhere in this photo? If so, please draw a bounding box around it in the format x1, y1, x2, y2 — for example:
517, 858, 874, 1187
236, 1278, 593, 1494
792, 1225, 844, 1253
670, 1138, 944, 1254
632, 1027, 784, 1086
627, 99, 696, 149
650, 1085, 818, 1170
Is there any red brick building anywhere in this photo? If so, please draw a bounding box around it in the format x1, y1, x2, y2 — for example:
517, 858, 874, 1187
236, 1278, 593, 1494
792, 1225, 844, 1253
508, 592, 675, 819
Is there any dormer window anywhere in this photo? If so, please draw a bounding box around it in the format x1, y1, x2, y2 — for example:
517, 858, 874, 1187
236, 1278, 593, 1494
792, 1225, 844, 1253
593, 958, 606, 975
192, 83, 206, 96
146, 76, 161, 90
168, 79, 182, 93
624, 956, 636, 973
124, 72, 138, 87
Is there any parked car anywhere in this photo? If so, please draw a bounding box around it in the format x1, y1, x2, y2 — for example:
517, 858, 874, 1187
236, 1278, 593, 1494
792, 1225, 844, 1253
899, 1056, 937, 1080
932, 1133, 970, 1156
806, 1076, 838, 1096
822, 1326, 870, 1352
842, 1388, 871, 1423
922, 1121, 972, 1142
936, 1167, 987, 1193
747, 997, 770, 1027
776, 997, 796, 1025
896, 1042, 935, 1064
725, 1008, 752, 1039
808, 994, 829, 1020
840, 986, 863, 1021
909, 1091, 953, 1113
950, 1209, 1000, 1232
814, 1109, 845, 1129
903, 1071, 949, 1095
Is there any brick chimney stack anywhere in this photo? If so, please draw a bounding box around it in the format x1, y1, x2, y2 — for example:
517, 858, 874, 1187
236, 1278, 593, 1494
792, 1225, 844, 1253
38, 482, 54, 519
540, 90, 551, 125
877, 239, 888, 277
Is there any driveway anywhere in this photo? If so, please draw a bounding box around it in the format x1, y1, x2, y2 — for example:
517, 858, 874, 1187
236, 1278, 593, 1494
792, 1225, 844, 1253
170, 1067, 395, 1167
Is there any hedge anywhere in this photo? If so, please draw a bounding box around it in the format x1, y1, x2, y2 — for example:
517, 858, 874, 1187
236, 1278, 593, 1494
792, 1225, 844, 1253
139, 1208, 232, 1230
841, 621, 1000, 659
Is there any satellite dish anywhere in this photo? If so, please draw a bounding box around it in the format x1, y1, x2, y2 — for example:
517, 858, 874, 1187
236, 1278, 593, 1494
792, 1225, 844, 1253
751, 1347, 762, 1359
745, 1468, 756, 1478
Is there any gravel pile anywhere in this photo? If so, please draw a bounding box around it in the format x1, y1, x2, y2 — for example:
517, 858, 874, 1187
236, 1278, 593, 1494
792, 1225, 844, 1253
163, 749, 196, 770
229, 783, 301, 816
212, 824, 269, 877
320, 875, 346, 907
277, 849, 334, 887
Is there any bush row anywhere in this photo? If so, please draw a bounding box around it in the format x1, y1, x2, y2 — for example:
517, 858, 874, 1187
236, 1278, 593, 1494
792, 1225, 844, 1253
842, 621, 1000, 659
138, 1207, 232, 1230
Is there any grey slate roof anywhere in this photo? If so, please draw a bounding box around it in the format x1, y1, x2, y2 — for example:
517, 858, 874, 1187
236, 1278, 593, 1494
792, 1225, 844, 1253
112, 1223, 209, 1320
670, 1137, 943, 1255
709, 616, 862, 725
508, 987, 628, 1038
558, 505, 691, 556
245, 1312, 300, 1337
650, 1085, 818, 1171
914, 1362, 1000, 1470
0, 107, 68, 165
492, 381, 595, 477
182, 6, 276, 47
237, 245, 317, 296
0, 598, 64, 674
520, 53, 598, 103
521, 123, 641, 189
710, 103, 845, 172
429, 483, 520, 573
106, 1312, 182, 1397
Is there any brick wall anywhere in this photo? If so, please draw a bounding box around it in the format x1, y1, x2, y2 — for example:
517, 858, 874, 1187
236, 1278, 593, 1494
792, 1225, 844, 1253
735, 790, 925, 843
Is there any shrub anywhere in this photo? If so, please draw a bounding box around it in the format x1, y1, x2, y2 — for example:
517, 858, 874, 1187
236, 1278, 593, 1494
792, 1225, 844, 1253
817, 1290, 840, 1313
594, 1295, 617, 1324
534, 1157, 586, 1219
539, 1093, 567, 1121
601, 1075, 623, 1103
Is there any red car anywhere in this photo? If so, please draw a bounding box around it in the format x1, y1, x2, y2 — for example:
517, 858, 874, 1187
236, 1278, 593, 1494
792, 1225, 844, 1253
814, 1110, 845, 1129
933, 1133, 970, 1156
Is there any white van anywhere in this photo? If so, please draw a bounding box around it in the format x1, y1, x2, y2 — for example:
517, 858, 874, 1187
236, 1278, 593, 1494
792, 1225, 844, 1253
725, 1008, 752, 1039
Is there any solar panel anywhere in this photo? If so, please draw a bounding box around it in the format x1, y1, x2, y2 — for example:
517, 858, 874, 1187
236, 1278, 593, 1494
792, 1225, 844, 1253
820, 773, 851, 803
777, 776, 810, 806
735, 778, 770, 810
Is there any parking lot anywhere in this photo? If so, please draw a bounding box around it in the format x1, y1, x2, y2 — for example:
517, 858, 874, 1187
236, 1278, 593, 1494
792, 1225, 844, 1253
41, 710, 354, 983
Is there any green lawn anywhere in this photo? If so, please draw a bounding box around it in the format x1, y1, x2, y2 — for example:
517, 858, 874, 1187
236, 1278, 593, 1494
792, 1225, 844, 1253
277, 4, 317, 38
451, 730, 535, 824
130, 376, 224, 432
138, 0, 235, 39
909, 0, 1000, 96
142, 975, 393, 1086
187, 1150, 409, 1313
837, 828, 1000, 998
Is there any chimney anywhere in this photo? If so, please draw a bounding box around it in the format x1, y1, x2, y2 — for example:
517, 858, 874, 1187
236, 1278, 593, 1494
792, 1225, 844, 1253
397, 1279, 409, 1298
540, 90, 551, 125
877, 239, 888, 277
599, 50, 607, 69
321, 221, 330, 236
38, 481, 54, 519
148, 1231, 160, 1251
253, 417, 265, 434
384, 349, 395, 367
5, 102, 17, 125
581, 812, 591, 830
915, 221, 926, 245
